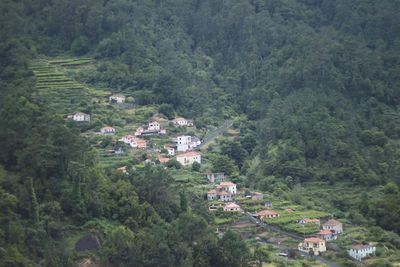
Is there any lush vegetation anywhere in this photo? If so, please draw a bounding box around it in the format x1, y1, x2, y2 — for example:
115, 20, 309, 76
1, 0, 400, 266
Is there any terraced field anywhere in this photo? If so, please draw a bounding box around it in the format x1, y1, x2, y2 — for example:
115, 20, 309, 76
30, 59, 91, 114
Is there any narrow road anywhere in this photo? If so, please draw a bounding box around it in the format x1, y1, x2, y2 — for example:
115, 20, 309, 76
247, 213, 341, 267
198, 120, 233, 148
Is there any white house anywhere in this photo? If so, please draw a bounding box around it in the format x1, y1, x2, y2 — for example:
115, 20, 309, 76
207, 189, 218, 201
173, 117, 189, 126
348, 244, 376, 261
100, 126, 116, 134
148, 121, 160, 131
206, 173, 225, 183
322, 219, 343, 234
176, 135, 191, 152
176, 151, 201, 166
173, 117, 194, 127
298, 237, 326, 256
223, 203, 241, 212
164, 145, 175, 156
220, 181, 237, 195
109, 94, 125, 103
317, 229, 337, 241
176, 135, 201, 152
218, 191, 232, 202
120, 135, 136, 144
73, 112, 90, 122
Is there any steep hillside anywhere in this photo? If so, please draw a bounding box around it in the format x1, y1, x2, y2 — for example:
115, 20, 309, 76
1, 0, 400, 266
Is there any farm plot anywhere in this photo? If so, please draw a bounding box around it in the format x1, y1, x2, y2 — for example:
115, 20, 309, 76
30, 59, 90, 114
266, 210, 330, 235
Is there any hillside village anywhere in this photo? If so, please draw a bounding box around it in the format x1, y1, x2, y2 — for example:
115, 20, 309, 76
29, 57, 388, 266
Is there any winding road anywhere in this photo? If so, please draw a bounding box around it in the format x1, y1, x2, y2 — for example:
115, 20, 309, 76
198, 120, 233, 149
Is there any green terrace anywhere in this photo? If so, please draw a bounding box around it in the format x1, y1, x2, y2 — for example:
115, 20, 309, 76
266, 210, 330, 235
30, 59, 90, 114
30, 57, 110, 115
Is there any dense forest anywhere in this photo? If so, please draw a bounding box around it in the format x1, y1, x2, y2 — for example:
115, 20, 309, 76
1, 0, 400, 266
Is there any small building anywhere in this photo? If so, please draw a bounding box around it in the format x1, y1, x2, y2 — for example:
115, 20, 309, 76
207, 189, 218, 201
206, 173, 225, 183
176, 151, 201, 166
109, 94, 126, 103
135, 127, 144, 136
176, 135, 191, 152
317, 229, 337, 241
220, 181, 237, 195
73, 112, 90, 122
298, 237, 326, 255
223, 203, 241, 212
100, 126, 116, 134
348, 244, 376, 261
176, 135, 201, 152
120, 135, 136, 144
298, 218, 320, 225
173, 117, 189, 126
148, 121, 160, 131
164, 145, 176, 156
265, 201, 273, 208
322, 219, 343, 234
256, 210, 280, 219
191, 136, 201, 147
218, 191, 233, 202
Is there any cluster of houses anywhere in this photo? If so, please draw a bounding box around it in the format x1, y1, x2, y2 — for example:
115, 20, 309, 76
296, 219, 376, 261
135, 121, 166, 136
161, 135, 202, 156
119, 135, 147, 149
207, 181, 237, 202
297, 219, 343, 255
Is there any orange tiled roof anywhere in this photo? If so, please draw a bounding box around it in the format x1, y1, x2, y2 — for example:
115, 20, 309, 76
220, 181, 236, 187
257, 210, 279, 216
318, 229, 333, 235
177, 151, 201, 157
305, 237, 324, 243
323, 219, 341, 226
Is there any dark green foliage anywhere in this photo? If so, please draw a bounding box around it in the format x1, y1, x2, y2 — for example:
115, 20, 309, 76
1, 0, 400, 265
158, 104, 175, 120
192, 161, 201, 172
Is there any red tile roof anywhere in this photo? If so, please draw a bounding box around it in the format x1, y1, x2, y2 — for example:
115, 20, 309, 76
220, 181, 236, 187
323, 219, 341, 226
318, 229, 333, 235
351, 244, 373, 250
177, 151, 201, 157
305, 237, 324, 244
225, 203, 240, 209
257, 210, 279, 216
207, 189, 218, 194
